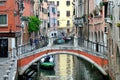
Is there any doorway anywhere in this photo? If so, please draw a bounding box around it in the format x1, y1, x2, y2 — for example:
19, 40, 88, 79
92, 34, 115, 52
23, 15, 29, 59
0, 39, 8, 57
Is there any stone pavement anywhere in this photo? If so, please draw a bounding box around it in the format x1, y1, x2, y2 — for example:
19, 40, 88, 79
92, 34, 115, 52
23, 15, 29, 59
0, 58, 11, 80
0, 58, 17, 80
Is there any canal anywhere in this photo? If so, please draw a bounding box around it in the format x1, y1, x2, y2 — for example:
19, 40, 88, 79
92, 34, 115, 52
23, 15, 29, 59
19, 54, 111, 80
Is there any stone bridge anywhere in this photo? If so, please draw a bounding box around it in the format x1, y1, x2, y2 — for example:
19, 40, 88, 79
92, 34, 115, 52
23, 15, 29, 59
18, 45, 108, 76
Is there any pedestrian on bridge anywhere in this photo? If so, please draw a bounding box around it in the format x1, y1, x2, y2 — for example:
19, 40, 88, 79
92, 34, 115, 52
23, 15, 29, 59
30, 38, 33, 46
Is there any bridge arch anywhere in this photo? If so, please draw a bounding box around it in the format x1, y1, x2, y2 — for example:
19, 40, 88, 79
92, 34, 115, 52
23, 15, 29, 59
19, 50, 107, 76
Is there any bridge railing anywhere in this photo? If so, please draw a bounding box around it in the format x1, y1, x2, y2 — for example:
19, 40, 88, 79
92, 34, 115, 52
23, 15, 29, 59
78, 37, 108, 57
3, 56, 17, 80
10, 36, 107, 59
8, 38, 48, 58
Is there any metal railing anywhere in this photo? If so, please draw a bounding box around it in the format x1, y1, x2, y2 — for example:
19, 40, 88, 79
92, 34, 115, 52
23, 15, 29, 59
78, 37, 108, 57
9, 39, 48, 58
8, 37, 108, 59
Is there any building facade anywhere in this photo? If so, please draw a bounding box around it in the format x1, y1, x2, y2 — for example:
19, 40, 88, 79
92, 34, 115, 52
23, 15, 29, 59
48, 0, 74, 34
47, 2, 58, 37
39, 0, 48, 37
105, 0, 120, 80
88, 0, 107, 45
22, 0, 34, 44
0, 0, 23, 57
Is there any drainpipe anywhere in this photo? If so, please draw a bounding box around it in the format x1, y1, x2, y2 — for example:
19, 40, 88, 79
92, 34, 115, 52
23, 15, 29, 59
87, 0, 89, 48
87, 0, 89, 41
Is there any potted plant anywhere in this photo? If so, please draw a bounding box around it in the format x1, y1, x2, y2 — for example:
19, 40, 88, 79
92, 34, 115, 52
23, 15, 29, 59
117, 22, 120, 27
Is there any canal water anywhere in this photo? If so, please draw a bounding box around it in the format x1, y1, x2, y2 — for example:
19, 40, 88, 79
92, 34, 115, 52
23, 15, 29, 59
38, 54, 110, 80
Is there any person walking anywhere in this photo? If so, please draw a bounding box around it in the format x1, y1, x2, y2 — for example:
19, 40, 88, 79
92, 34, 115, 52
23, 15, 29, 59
30, 38, 33, 46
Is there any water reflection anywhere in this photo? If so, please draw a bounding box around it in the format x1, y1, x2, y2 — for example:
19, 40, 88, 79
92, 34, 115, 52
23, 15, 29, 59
19, 54, 110, 80
40, 69, 55, 76
39, 54, 110, 80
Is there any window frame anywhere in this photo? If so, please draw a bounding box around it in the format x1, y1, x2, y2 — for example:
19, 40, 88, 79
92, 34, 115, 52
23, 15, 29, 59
57, 11, 60, 17
52, 7, 55, 14
66, 1, 70, 6
66, 11, 70, 17
0, 14, 8, 27
57, 20, 59, 26
0, 0, 6, 6
67, 20, 70, 26
57, 1, 59, 6
118, 4, 120, 20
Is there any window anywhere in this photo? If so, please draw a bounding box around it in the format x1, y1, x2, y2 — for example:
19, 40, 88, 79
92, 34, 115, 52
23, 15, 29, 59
66, 11, 70, 17
57, 1, 59, 6
44, 0, 48, 2
104, 27, 107, 33
107, 2, 113, 18
0, 14, 7, 26
42, 7, 44, 12
52, 7, 55, 14
57, 20, 59, 26
57, 11, 60, 17
118, 4, 120, 20
47, 23, 50, 28
0, 0, 6, 6
48, 12, 49, 17
40, 6, 41, 11
67, 20, 70, 26
66, 1, 70, 6
49, 1, 54, 5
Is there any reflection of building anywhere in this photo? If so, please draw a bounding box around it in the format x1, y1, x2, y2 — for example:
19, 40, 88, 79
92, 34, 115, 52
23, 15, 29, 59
48, 0, 74, 34
48, 2, 58, 37
0, 0, 23, 57
58, 54, 73, 79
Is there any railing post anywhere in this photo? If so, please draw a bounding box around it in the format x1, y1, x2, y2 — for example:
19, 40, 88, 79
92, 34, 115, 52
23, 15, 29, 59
74, 36, 78, 47
3, 75, 8, 80
48, 37, 53, 47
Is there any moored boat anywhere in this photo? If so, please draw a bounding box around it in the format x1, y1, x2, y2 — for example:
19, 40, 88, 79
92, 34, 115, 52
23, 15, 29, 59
40, 56, 55, 70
